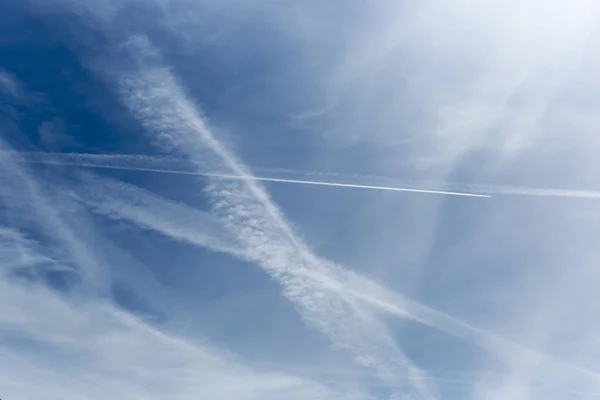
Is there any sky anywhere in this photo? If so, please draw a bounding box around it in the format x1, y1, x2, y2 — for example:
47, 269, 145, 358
1, 1, 600, 399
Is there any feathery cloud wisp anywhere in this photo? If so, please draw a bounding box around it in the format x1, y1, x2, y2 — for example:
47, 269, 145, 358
71, 171, 244, 257
0, 138, 110, 293
0, 239, 362, 400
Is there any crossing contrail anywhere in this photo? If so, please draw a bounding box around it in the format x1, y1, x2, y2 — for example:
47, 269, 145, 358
15, 158, 491, 198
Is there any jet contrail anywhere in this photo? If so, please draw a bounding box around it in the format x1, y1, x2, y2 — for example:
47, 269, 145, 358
69, 171, 600, 390
14, 151, 600, 200
16, 159, 490, 198
72, 172, 245, 257
108, 36, 438, 400
342, 278, 600, 385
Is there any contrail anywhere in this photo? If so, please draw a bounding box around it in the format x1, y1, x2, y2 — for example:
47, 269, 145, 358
105, 36, 438, 400
0, 140, 109, 294
16, 159, 490, 198
70, 171, 600, 390
15, 151, 600, 200
467, 185, 600, 200
342, 276, 600, 385
72, 171, 245, 257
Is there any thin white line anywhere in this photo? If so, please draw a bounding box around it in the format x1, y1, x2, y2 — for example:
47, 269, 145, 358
18, 160, 491, 198
15, 152, 600, 200
206, 173, 491, 198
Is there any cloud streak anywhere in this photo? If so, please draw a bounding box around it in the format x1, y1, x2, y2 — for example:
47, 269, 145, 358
0, 239, 361, 400
18, 156, 491, 198
72, 171, 600, 391
0, 69, 21, 98
70, 171, 244, 257
104, 35, 438, 399
341, 273, 600, 386
18, 152, 600, 200
0, 136, 111, 294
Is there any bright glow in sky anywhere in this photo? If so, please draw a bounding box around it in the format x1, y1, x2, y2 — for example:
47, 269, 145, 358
2, 1, 600, 399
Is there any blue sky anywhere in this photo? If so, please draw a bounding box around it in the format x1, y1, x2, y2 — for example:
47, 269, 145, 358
2, 1, 600, 399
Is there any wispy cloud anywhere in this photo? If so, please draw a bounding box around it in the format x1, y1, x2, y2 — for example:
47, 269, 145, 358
324, 0, 600, 168
70, 170, 600, 393
342, 272, 600, 385
105, 35, 437, 399
71, 171, 244, 257
0, 69, 21, 98
0, 226, 56, 273
0, 137, 110, 293
0, 261, 362, 400
1, 129, 363, 400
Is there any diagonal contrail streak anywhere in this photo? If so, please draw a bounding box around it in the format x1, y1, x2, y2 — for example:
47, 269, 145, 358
16, 159, 491, 198
104, 36, 439, 400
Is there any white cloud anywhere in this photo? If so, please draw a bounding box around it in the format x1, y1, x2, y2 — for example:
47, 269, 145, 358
0, 69, 21, 98
322, 0, 600, 167
0, 138, 110, 293
72, 171, 244, 257
0, 270, 362, 400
